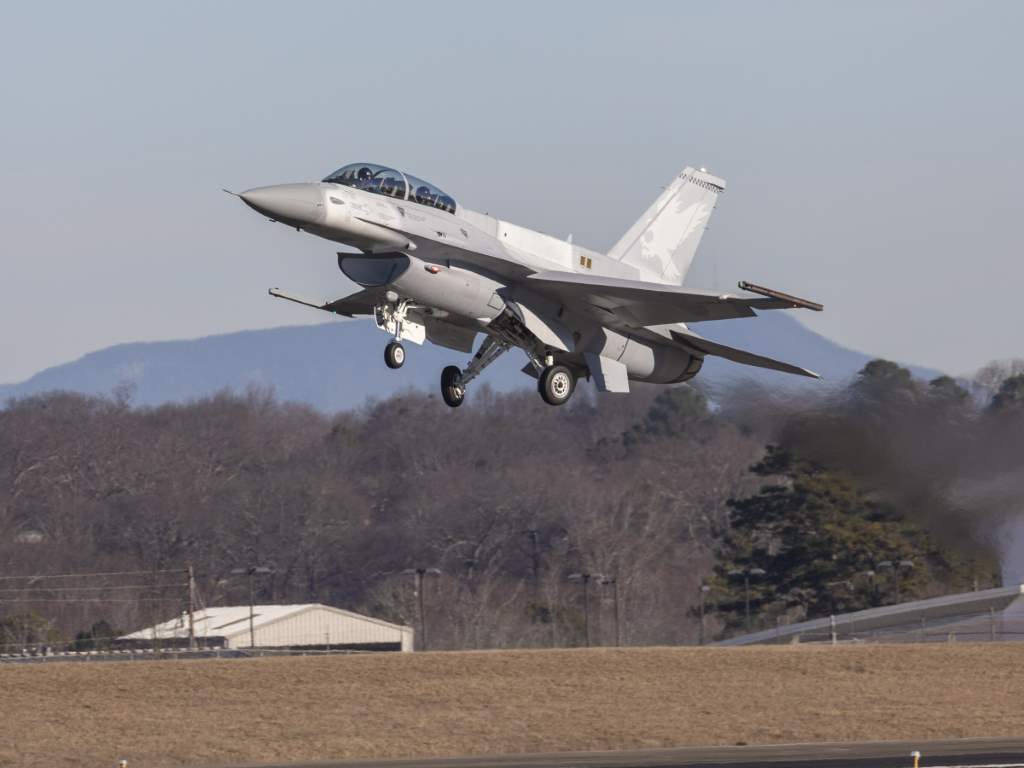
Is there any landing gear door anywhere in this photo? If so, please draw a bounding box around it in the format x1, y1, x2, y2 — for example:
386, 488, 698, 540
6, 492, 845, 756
374, 305, 426, 345
424, 318, 476, 353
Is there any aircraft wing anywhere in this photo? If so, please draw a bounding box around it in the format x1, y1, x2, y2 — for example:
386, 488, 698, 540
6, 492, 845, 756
669, 326, 821, 379
268, 287, 382, 317
525, 271, 821, 327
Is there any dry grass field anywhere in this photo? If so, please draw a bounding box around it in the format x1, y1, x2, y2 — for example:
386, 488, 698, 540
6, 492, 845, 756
1, 644, 1023, 768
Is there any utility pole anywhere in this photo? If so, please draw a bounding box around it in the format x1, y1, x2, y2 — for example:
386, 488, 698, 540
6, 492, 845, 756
403, 567, 441, 650
230, 565, 273, 649
699, 584, 711, 646
744, 575, 751, 629
568, 572, 593, 647
600, 576, 620, 647
248, 571, 255, 648
877, 559, 914, 604
729, 568, 766, 633
186, 563, 196, 651
416, 570, 426, 649
523, 528, 559, 648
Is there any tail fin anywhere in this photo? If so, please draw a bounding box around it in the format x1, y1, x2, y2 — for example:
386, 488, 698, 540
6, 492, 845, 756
607, 166, 725, 285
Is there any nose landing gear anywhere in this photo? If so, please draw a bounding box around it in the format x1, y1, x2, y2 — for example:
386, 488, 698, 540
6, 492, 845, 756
377, 298, 423, 370
384, 341, 405, 369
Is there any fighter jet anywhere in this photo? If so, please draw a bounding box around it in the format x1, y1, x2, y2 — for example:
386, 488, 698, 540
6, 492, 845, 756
231, 162, 822, 407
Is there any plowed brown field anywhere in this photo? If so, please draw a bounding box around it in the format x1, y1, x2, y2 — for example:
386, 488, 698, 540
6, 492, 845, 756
2, 644, 1023, 768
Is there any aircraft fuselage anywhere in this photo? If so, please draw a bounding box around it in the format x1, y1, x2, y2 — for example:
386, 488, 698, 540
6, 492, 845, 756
234, 161, 819, 407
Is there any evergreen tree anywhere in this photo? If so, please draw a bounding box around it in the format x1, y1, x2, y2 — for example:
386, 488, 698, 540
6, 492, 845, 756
710, 446, 993, 636
990, 374, 1024, 412
623, 385, 708, 444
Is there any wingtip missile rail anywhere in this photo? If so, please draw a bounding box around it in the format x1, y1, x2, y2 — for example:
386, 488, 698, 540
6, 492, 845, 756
738, 280, 824, 312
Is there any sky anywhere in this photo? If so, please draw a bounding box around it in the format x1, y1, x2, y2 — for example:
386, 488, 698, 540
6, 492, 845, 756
1, 1, 1021, 384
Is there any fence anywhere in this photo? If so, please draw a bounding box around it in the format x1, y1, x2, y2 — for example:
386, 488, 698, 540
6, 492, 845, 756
716, 585, 1024, 646
0, 566, 196, 657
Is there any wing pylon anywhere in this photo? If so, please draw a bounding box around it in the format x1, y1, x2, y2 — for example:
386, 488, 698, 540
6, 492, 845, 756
268, 287, 381, 317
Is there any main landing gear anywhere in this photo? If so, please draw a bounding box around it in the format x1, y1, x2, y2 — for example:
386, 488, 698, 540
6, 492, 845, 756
537, 364, 576, 406
440, 335, 509, 408
384, 341, 405, 369
439, 338, 579, 409
441, 365, 465, 407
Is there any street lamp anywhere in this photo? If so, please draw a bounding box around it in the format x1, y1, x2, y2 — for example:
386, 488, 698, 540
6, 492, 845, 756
568, 572, 595, 647
698, 584, 711, 646
402, 568, 441, 650
728, 567, 766, 632
599, 576, 620, 647
229, 565, 274, 649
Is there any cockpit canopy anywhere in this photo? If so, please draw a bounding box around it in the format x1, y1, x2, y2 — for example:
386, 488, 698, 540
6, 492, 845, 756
323, 162, 457, 214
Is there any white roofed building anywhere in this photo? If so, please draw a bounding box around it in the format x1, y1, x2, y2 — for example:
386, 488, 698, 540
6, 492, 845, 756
120, 604, 413, 651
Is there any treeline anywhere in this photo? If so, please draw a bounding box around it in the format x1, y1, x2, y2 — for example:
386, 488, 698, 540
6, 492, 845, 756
1, 360, 1021, 649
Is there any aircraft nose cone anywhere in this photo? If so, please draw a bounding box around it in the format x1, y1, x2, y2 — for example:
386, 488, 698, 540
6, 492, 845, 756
239, 183, 325, 225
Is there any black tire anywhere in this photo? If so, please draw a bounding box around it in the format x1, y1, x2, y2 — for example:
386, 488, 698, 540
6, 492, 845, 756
440, 365, 465, 408
538, 364, 575, 406
384, 341, 405, 369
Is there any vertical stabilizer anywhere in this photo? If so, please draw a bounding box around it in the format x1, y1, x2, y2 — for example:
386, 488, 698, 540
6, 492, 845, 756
607, 166, 725, 285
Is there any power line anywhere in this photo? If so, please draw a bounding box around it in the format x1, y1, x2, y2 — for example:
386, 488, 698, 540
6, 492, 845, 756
0, 597, 184, 604
0, 568, 184, 582
0, 584, 186, 594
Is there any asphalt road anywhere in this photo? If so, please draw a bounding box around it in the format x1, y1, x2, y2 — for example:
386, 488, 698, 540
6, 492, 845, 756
217, 737, 1024, 768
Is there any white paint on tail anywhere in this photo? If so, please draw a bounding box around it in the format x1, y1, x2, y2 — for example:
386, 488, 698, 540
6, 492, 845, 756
607, 166, 725, 286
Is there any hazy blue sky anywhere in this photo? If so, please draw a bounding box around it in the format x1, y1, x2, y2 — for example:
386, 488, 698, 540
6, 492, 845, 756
2, 1, 1021, 383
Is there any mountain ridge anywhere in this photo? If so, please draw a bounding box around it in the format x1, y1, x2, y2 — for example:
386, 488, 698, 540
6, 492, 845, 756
1, 314, 942, 412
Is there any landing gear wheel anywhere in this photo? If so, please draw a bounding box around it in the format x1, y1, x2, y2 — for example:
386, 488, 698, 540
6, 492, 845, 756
384, 341, 405, 369
441, 365, 465, 408
538, 364, 576, 406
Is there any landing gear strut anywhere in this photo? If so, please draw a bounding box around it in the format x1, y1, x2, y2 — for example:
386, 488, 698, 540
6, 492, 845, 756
378, 298, 419, 370
384, 341, 405, 369
538, 364, 576, 406
440, 335, 509, 408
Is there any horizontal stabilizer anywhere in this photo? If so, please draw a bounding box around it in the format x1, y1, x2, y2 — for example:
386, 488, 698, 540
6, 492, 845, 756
269, 287, 380, 317
670, 328, 820, 379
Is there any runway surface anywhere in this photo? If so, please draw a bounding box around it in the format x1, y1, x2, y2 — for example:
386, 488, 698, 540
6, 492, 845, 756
217, 737, 1024, 768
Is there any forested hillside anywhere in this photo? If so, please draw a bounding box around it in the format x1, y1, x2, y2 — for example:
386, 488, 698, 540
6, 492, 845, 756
1, 361, 1021, 650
